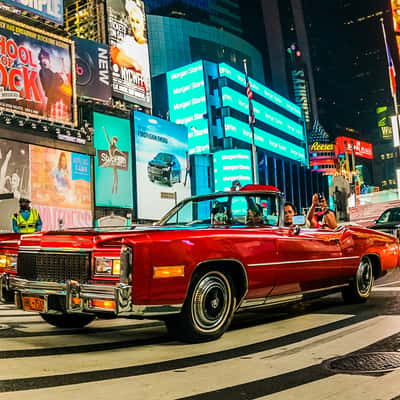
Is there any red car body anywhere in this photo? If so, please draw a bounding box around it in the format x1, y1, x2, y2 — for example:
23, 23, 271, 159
3, 187, 400, 342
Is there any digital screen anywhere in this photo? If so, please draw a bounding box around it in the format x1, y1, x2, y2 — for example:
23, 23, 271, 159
221, 86, 304, 141
93, 112, 133, 208
335, 136, 374, 160
0, 16, 76, 125
74, 37, 111, 103
213, 149, 253, 192
167, 60, 210, 154
1, 0, 64, 24
219, 63, 302, 118
106, 0, 152, 108
30, 146, 92, 230
133, 111, 191, 220
224, 117, 306, 163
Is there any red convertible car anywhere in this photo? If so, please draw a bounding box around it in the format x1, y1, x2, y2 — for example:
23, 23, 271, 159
3, 185, 399, 342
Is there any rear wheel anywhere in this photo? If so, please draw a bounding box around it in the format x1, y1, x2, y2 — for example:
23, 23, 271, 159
40, 313, 95, 328
165, 270, 236, 343
342, 257, 374, 304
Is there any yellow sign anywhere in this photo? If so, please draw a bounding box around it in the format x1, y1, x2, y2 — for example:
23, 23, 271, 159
310, 142, 334, 152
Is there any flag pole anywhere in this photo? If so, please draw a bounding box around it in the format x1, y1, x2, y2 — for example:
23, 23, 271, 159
243, 59, 258, 184
381, 17, 400, 147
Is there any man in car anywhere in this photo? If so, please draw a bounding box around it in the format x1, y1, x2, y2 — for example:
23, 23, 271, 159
307, 193, 337, 229
284, 202, 297, 227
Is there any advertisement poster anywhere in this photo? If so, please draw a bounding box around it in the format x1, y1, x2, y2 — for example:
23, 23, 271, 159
30, 146, 92, 230
106, 0, 152, 108
133, 111, 190, 220
0, 16, 76, 125
74, 37, 112, 103
213, 149, 252, 192
93, 112, 133, 208
0, 0, 64, 24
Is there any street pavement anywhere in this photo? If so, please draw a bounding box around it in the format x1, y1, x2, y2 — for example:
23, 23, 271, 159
0, 270, 400, 399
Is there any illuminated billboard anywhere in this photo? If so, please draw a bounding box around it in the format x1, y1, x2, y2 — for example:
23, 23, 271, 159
224, 117, 306, 163
213, 149, 253, 192
0, 16, 76, 125
93, 112, 133, 208
219, 63, 302, 118
133, 111, 191, 220
167, 60, 210, 154
335, 137, 373, 159
106, 0, 152, 108
221, 86, 304, 141
30, 146, 92, 230
74, 37, 111, 103
1, 0, 64, 24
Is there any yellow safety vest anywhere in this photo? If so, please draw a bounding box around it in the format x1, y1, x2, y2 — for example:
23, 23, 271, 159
13, 209, 40, 233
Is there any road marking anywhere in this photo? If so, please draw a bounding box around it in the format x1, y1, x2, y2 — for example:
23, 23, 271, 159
375, 280, 400, 288
373, 286, 400, 292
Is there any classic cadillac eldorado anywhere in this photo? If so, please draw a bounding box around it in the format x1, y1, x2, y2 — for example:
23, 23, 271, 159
2, 185, 399, 342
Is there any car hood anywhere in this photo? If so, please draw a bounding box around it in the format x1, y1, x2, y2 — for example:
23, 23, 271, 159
16, 225, 217, 250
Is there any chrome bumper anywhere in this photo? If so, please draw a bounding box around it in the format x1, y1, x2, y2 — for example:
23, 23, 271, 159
5, 275, 182, 317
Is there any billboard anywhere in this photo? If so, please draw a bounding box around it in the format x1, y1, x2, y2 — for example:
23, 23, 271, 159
74, 37, 112, 103
213, 149, 252, 192
219, 63, 302, 118
106, 0, 151, 108
221, 86, 304, 141
0, 0, 64, 24
167, 60, 210, 154
335, 137, 373, 160
133, 111, 191, 220
224, 117, 306, 163
30, 146, 92, 230
93, 112, 133, 208
0, 16, 76, 125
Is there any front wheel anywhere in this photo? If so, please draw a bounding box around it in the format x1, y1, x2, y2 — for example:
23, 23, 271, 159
40, 313, 96, 328
165, 270, 236, 343
342, 257, 374, 304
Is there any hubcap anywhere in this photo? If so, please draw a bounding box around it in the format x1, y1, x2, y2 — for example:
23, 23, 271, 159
356, 259, 372, 295
192, 273, 231, 332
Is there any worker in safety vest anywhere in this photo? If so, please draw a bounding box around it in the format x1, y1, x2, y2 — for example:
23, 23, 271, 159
12, 198, 42, 233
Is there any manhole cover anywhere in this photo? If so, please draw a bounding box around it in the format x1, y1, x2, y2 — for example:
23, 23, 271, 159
324, 352, 400, 373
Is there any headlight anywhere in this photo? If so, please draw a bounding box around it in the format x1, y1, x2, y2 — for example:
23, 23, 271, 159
0, 254, 17, 271
94, 257, 120, 276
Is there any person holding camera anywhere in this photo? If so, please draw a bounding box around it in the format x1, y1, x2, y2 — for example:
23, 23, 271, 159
306, 193, 337, 229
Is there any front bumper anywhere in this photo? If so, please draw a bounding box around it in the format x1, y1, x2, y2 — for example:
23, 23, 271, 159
4, 275, 182, 317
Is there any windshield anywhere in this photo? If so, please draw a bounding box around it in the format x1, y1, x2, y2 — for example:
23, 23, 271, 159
155, 153, 173, 162
160, 192, 280, 226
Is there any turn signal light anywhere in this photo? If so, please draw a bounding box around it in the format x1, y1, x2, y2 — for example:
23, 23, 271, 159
153, 265, 185, 279
90, 299, 115, 310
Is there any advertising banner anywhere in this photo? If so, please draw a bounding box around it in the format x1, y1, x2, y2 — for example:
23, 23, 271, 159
133, 111, 190, 220
335, 136, 373, 160
30, 146, 92, 230
213, 149, 252, 192
0, 0, 64, 24
106, 0, 151, 108
93, 112, 133, 208
167, 60, 210, 154
0, 16, 76, 125
74, 37, 111, 103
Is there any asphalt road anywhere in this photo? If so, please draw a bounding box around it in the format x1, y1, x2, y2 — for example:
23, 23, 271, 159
1, 269, 400, 399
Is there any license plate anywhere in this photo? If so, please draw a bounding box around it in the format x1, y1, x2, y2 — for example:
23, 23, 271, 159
22, 296, 45, 312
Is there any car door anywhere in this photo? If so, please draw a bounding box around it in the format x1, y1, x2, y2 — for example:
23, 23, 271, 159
270, 226, 345, 296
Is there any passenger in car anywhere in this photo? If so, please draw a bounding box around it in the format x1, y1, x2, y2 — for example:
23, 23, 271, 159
284, 202, 297, 227
211, 201, 229, 225
307, 193, 337, 229
246, 204, 264, 226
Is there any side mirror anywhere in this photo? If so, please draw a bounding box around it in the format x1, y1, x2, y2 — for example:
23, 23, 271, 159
291, 215, 305, 235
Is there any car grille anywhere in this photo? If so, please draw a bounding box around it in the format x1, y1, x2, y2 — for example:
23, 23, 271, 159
17, 252, 90, 283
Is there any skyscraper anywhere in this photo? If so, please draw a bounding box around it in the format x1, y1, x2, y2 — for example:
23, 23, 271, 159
145, 0, 243, 36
